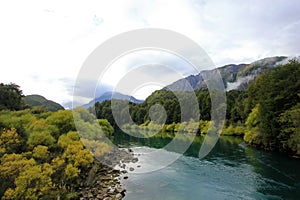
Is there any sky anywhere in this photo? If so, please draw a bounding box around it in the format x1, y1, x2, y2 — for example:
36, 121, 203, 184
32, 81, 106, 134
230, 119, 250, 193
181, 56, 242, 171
0, 0, 300, 108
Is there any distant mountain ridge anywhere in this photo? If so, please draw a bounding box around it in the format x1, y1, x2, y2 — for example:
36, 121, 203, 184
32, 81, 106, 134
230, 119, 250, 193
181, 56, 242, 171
77, 56, 298, 109
83, 91, 144, 108
165, 56, 289, 91
24, 95, 64, 111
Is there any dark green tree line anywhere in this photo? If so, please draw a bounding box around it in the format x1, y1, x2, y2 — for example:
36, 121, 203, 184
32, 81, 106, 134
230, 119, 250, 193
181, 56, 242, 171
0, 83, 24, 111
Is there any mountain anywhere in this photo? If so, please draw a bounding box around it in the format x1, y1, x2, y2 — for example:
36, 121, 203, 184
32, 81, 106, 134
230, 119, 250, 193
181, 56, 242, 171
83, 91, 144, 108
24, 95, 64, 111
165, 56, 288, 91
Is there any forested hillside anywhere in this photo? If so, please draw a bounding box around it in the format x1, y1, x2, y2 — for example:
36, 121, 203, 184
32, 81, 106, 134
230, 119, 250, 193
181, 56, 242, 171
165, 56, 288, 91
0, 59, 299, 199
244, 60, 300, 153
24, 95, 64, 112
92, 60, 300, 157
0, 83, 64, 112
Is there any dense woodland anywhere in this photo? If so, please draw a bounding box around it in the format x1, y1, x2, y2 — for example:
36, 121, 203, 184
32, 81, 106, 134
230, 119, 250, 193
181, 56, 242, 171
0, 60, 299, 199
92, 60, 300, 156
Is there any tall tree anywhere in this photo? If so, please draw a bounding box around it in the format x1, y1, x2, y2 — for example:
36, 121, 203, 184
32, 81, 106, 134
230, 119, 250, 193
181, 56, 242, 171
0, 83, 24, 111
246, 60, 300, 149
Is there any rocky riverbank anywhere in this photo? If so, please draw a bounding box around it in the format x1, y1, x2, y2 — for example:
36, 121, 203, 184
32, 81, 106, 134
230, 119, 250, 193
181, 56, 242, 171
78, 148, 137, 200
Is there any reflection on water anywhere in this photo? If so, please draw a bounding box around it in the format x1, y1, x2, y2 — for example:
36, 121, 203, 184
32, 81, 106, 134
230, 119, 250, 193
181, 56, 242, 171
113, 131, 300, 200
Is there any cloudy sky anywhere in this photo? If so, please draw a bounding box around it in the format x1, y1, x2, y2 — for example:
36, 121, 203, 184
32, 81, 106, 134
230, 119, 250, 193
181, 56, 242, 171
1, 0, 300, 107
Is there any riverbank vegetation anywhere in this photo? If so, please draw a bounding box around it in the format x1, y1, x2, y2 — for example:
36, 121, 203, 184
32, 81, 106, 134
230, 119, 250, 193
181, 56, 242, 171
92, 60, 300, 157
0, 85, 118, 199
0, 60, 299, 198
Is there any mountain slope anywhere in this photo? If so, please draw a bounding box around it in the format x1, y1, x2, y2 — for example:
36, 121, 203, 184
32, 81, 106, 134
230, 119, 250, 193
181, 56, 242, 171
24, 95, 64, 111
166, 56, 288, 91
83, 91, 143, 108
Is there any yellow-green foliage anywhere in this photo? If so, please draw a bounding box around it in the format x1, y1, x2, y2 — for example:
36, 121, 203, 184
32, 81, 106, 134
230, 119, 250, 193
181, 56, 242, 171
98, 119, 114, 137
165, 122, 177, 132
221, 125, 246, 136
199, 120, 211, 135
244, 104, 262, 144
0, 108, 114, 198
244, 130, 261, 144
279, 103, 300, 155
73, 107, 108, 140
3, 163, 54, 200
245, 104, 260, 128
32, 145, 49, 161
0, 109, 36, 135
80, 138, 111, 158
0, 153, 36, 183
122, 119, 210, 137
0, 128, 22, 155
65, 163, 80, 180
45, 110, 75, 135
27, 131, 56, 150
177, 119, 199, 134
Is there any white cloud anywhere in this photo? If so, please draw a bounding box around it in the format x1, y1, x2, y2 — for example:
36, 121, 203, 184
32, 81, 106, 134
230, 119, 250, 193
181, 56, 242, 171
0, 0, 299, 107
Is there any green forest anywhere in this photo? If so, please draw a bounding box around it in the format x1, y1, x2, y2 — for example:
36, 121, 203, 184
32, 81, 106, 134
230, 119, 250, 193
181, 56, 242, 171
0, 60, 299, 199
92, 60, 300, 157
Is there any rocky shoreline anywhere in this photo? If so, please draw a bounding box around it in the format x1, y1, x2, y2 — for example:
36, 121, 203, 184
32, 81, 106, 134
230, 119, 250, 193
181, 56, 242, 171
78, 148, 137, 200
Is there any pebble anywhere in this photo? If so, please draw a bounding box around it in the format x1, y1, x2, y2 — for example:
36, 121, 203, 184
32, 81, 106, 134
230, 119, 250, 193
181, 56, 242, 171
129, 167, 135, 171
116, 193, 123, 200
78, 148, 139, 199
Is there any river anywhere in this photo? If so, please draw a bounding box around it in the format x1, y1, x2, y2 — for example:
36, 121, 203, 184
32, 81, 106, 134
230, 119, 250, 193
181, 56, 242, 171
113, 132, 300, 200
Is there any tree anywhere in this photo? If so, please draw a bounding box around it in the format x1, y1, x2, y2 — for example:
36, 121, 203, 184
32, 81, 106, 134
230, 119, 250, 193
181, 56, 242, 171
245, 60, 300, 149
58, 134, 73, 149
51, 156, 66, 189
244, 104, 262, 145
226, 90, 248, 125
245, 104, 261, 129
0, 83, 24, 111
27, 131, 55, 150
278, 103, 300, 155
3, 164, 54, 200
64, 163, 80, 181
58, 130, 94, 171
98, 119, 114, 137
32, 145, 49, 162
27, 119, 59, 140
62, 141, 94, 169
0, 128, 22, 154
0, 108, 98, 198
0, 153, 36, 183
197, 89, 211, 121
0, 109, 36, 142
46, 110, 76, 135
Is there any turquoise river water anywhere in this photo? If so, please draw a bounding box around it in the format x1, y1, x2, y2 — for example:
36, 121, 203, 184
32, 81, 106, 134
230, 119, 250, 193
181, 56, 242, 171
113, 132, 300, 200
